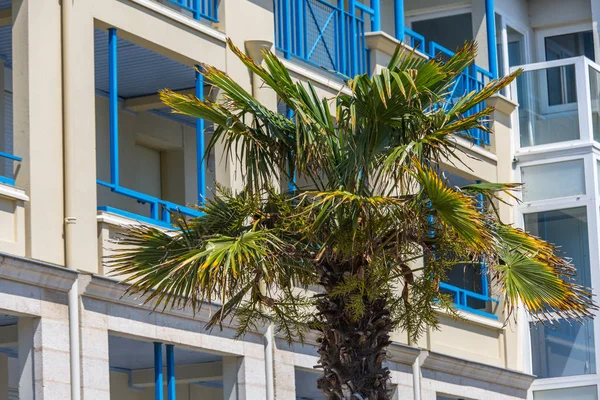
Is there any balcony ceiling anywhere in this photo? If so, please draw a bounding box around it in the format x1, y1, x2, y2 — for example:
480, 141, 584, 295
94, 29, 195, 100
108, 335, 222, 370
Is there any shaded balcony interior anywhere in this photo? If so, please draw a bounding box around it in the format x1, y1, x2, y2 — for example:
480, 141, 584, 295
0, 314, 20, 399
109, 335, 224, 399
94, 28, 215, 228
0, 1, 18, 186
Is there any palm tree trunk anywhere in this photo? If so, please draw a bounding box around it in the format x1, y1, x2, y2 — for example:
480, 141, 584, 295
315, 268, 394, 400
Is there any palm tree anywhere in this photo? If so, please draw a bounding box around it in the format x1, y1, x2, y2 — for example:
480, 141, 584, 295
108, 40, 596, 400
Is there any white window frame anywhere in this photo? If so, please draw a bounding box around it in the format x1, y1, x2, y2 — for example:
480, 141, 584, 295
495, 11, 531, 98
535, 23, 594, 115
516, 152, 600, 395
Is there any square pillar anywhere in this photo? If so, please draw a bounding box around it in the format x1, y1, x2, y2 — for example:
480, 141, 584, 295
80, 309, 111, 400
12, 0, 65, 265
18, 317, 71, 399
223, 355, 267, 400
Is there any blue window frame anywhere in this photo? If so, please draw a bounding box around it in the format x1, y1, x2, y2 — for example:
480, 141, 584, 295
96, 29, 204, 228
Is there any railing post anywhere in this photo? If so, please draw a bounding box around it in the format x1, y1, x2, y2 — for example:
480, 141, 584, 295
484, 0, 498, 78
154, 342, 164, 400
284, 0, 292, 59
195, 67, 206, 204
371, 0, 381, 31
108, 28, 119, 187
349, 0, 358, 76
394, 0, 404, 42
296, 0, 305, 58
166, 344, 176, 400
337, 0, 347, 75
193, 0, 200, 20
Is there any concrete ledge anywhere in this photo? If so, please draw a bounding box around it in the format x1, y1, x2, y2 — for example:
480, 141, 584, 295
421, 351, 535, 391
127, 0, 226, 43
0, 183, 29, 202
0, 252, 76, 292
364, 31, 428, 60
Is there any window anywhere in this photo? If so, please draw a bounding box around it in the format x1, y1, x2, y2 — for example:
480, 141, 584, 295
533, 386, 598, 400
521, 159, 586, 202
544, 31, 594, 107
524, 207, 595, 379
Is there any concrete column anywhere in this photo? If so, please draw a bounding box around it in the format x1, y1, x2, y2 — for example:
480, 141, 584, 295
12, 0, 65, 265
273, 348, 296, 399
18, 316, 71, 399
80, 309, 111, 400
0, 353, 7, 400
487, 94, 518, 225
223, 355, 267, 400
223, 356, 240, 400
471, 0, 490, 72
61, 0, 98, 274
217, 0, 277, 193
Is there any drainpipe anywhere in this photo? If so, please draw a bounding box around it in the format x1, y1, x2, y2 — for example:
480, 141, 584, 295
264, 324, 275, 400
412, 355, 421, 400
245, 40, 276, 400
61, 1, 81, 399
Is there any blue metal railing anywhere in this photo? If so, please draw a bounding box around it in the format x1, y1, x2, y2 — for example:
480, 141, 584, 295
97, 181, 202, 229
404, 37, 493, 146
0, 151, 21, 186
166, 0, 218, 22
439, 281, 499, 320
274, 0, 378, 77
98, 28, 204, 229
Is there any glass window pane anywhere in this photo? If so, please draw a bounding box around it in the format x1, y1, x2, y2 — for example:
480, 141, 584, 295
534, 385, 597, 400
523, 207, 591, 287
411, 13, 473, 54
521, 160, 585, 201
530, 320, 596, 379
517, 67, 580, 147
544, 31, 593, 107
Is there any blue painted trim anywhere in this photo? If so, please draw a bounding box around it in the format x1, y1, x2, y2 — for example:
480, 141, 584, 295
0, 151, 22, 162
370, 0, 381, 31
394, 0, 404, 42
485, 0, 498, 79
0, 176, 15, 186
195, 67, 206, 204
165, 0, 218, 22
403, 28, 425, 52
108, 28, 119, 187
154, 342, 163, 400
166, 344, 176, 400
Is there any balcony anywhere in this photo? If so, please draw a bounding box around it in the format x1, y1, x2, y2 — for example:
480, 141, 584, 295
156, 0, 219, 22
273, 0, 494, 147
512, 56, 600, 152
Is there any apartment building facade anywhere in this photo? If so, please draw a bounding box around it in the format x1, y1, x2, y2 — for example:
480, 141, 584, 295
0, 0, 596, 399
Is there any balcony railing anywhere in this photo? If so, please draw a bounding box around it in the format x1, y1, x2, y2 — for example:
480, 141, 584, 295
0, 151, 21, 186
512, 56, 600, 150
164, 0, 219, 22
274, 0, 379, 77
273, 3, 492, 147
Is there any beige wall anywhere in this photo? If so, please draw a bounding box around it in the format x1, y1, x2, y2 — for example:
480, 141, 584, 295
1, 0, 528, 390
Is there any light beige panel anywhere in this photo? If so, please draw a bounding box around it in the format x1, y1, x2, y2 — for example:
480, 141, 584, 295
0, 194, 25, 256
429, 315, 504, 367
529, 0, 591, 29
